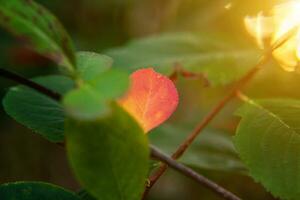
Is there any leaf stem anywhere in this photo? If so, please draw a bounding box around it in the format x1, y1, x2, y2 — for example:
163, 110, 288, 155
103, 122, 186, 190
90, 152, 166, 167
0, 68, 243, 200
0, 68, 61, 101
150, 145, 242, 200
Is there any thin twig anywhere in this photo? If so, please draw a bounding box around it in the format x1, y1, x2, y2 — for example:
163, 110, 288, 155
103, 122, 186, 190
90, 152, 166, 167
142, 54, 271, 199
0, 68, 61, 101
150, 145, 242, 200
0, 68, 243, 200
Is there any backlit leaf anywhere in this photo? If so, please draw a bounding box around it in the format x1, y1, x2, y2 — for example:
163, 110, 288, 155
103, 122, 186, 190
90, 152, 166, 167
118, 68, 178, 132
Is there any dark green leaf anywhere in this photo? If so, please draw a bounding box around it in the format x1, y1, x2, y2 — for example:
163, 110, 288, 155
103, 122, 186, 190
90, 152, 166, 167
234, 98, 300, 200
77, 190, 97, 200
150, 124, 246, 173
0, 182, 80, 200
106, 32, 260, 86
66, 103, 149, 200
0, 0, 76, 73
2, 75, 74, 142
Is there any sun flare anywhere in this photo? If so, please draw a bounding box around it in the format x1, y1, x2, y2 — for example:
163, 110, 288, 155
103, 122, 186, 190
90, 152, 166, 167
245, 0, 300, 72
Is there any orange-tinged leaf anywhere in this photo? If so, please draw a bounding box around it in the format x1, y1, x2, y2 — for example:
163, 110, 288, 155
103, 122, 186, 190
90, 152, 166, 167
118, 68, 179, 133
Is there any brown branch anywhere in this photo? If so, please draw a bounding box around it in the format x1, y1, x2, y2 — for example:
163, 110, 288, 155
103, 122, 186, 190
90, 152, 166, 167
142, 54, 272, 198
0, 68, 243, 200
143, 28, 297, 200
142, 26, 297, 199
150, 145, 242, 200
0, 68, 61, 101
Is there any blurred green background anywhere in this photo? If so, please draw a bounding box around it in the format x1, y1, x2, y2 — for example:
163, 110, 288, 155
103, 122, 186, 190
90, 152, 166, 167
1, 0, 299, 199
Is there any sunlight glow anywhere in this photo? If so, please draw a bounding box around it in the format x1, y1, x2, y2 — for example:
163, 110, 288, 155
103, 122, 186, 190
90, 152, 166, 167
245, 0, 300, 72
224, 3, 232, 10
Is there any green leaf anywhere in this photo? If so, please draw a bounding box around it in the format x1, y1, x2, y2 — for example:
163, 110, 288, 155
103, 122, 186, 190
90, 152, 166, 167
234, 98, 300, 200
63, 84, 108, 120
106, 32, 260, 86
0, 182, 80, 200
76, 51, 113, 81
0, 0, 76, 73
150, 124, 246, 173
77, 190, 97, 200
66, 103, 149, 200
64, 52, 129, 120
2, 75, 74, 142
64, 69, 129, 120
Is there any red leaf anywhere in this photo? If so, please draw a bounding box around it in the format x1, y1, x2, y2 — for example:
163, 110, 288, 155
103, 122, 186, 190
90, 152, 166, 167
118, 68, 179, 133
